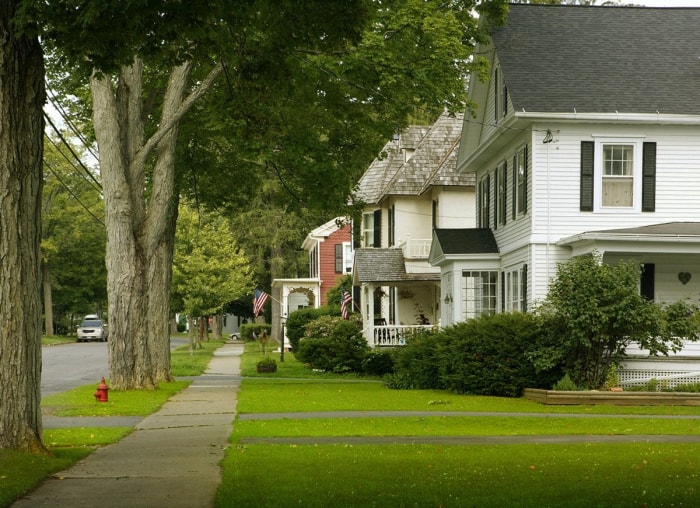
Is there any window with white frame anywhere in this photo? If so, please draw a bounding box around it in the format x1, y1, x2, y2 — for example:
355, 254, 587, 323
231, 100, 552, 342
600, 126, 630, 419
497, 161, 506, 227
462, 270, 498, 319
343, 242, 353, 273
602, 144, 634, 207
514, 145, 527, 216
581, 139, 655, 213
478, 175, 490, 228
362, 212, 374, 247
505, 268, 524, 311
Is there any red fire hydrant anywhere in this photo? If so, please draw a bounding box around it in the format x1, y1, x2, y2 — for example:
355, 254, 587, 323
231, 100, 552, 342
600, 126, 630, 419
94, 377, 109, 402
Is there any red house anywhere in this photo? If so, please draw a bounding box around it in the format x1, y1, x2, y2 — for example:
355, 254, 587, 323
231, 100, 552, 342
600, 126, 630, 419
301, 218, 353, 306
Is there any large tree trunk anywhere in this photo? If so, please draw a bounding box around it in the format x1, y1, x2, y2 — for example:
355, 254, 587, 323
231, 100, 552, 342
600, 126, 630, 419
0, 2, 45, 451
90, 59, 221, 390
43, 262, 54, 336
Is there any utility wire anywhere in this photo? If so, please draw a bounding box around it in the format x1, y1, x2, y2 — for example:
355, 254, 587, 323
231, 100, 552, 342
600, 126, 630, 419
44, 112, 103, 192
44, 160, 105, 227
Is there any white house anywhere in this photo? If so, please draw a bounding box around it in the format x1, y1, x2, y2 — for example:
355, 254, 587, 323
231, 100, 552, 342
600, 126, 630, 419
352, 111, 476, 345
439, 3, 700, 386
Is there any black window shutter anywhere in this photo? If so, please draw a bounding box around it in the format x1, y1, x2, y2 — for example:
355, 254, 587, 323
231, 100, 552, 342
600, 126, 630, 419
512, 153, 517, 220
335, 244, 343, 273
485, 175, 491, 228
642, 142, 656, 212
502, 160, 508, 225
373, 209, 382, 248
523, 144, 528, 214
641, 263, 655, 300
580, 141, 594, 211
494, 169, 499, 231
352, 219, 361, 249
494, 69, 499, 121
501, 272, 505, 312
521, 264, 528, 312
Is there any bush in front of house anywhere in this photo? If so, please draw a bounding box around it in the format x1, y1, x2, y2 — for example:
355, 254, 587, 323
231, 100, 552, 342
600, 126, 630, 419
285, 307, 335, 351
387, 312, 555, 397
388, 331, 443, 390
361, 349, 396, 376
294, 315, 368, 373
439, 312, 550, 397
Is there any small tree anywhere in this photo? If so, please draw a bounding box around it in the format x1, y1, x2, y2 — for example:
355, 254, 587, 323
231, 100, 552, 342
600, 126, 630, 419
536, 253, 699, 389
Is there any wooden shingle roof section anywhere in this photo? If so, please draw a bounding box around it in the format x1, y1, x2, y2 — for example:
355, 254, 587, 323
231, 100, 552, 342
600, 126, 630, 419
352, 248, 440, 284
385, 112, 471, 196
492, 4, 700, 116
354, 125, 429, 205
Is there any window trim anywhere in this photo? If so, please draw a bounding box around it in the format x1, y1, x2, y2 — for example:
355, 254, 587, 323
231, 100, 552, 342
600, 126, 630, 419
593, 137, 644, 213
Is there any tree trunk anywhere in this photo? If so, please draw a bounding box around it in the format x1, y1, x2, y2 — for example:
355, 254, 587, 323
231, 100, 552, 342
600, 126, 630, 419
0, 2, 46, 451
212, 314, 223, 340
43, 262, 54, 336
90, 59, 221, 390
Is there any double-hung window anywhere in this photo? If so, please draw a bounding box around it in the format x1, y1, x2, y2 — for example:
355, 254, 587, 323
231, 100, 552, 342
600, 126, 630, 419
580, 138, 656, 213
602, 143, 635, 207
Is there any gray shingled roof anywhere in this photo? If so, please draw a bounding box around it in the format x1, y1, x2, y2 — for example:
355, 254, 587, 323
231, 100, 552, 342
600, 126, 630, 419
353, 248, 441, 284
585, 222, 700, 237
433, 229, 499, 255
354, 126, 429, 205
492, 4, 700, 115
385, 112, 472, 196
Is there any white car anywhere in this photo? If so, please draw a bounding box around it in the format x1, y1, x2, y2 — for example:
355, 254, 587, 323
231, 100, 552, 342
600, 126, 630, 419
77, 318, 108, 342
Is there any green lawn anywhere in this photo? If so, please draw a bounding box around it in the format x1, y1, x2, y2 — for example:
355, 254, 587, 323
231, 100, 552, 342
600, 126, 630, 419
218, 347, 700, 507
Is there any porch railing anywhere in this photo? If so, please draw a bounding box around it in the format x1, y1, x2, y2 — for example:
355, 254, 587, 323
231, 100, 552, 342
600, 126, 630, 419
399, 238, 432, 259
371, 324, 435, 347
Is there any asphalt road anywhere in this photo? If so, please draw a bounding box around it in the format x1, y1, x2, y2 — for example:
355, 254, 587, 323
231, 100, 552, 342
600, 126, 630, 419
41, 337, 188, 397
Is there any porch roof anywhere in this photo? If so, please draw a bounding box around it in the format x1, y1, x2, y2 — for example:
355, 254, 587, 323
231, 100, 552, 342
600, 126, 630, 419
558, 222, 700, 255
429, 228, 499, 265
352, 248, 440, 284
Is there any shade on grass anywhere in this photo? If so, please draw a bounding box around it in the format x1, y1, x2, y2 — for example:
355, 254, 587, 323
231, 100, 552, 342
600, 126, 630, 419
218, 443, 700, 507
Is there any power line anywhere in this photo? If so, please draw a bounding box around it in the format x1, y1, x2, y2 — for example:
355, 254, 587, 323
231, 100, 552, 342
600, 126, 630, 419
43, 160, 105, 227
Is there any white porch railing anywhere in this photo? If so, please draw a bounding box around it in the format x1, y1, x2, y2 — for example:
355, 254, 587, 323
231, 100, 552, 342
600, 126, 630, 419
399, 238, 432, 259
370, 324, 436, 347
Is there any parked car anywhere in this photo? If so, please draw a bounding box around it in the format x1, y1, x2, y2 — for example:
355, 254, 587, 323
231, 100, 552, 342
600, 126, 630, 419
77, 318, 108, 342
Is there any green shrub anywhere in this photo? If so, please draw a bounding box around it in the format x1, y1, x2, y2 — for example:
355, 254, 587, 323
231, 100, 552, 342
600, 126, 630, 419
438, 313, 548, 397
553, 373, 579, 391
286, 307, 334, 351
389, 313, 554, 397
382, 371, 415, 389
361, 349, 395, 376
239, 323, 271, 342
673, 382, 700, 392
294, 316, 368, 373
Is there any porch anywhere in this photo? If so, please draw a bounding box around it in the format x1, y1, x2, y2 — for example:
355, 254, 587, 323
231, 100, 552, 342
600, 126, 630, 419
370, 322, 436, 347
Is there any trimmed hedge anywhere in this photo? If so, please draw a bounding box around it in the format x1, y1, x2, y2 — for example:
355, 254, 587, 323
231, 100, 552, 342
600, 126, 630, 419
388, 312, 557, 397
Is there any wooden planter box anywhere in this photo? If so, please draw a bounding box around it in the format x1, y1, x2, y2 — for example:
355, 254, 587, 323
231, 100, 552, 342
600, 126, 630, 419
524, 388, 700, 406
256, 363, 277, 373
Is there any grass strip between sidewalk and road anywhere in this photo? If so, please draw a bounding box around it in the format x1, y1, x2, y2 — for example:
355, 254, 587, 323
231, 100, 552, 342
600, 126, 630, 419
0, 337, 224, 508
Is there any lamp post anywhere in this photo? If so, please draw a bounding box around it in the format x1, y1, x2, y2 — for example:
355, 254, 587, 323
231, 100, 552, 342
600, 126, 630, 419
280, 314, 286, 363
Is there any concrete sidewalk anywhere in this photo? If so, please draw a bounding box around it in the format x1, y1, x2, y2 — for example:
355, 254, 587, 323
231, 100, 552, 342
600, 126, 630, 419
13, 341, 243, 508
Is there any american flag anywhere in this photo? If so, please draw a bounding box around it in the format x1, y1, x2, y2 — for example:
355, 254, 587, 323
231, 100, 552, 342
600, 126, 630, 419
341, 287, 352, 320
253, 289, 270, 318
